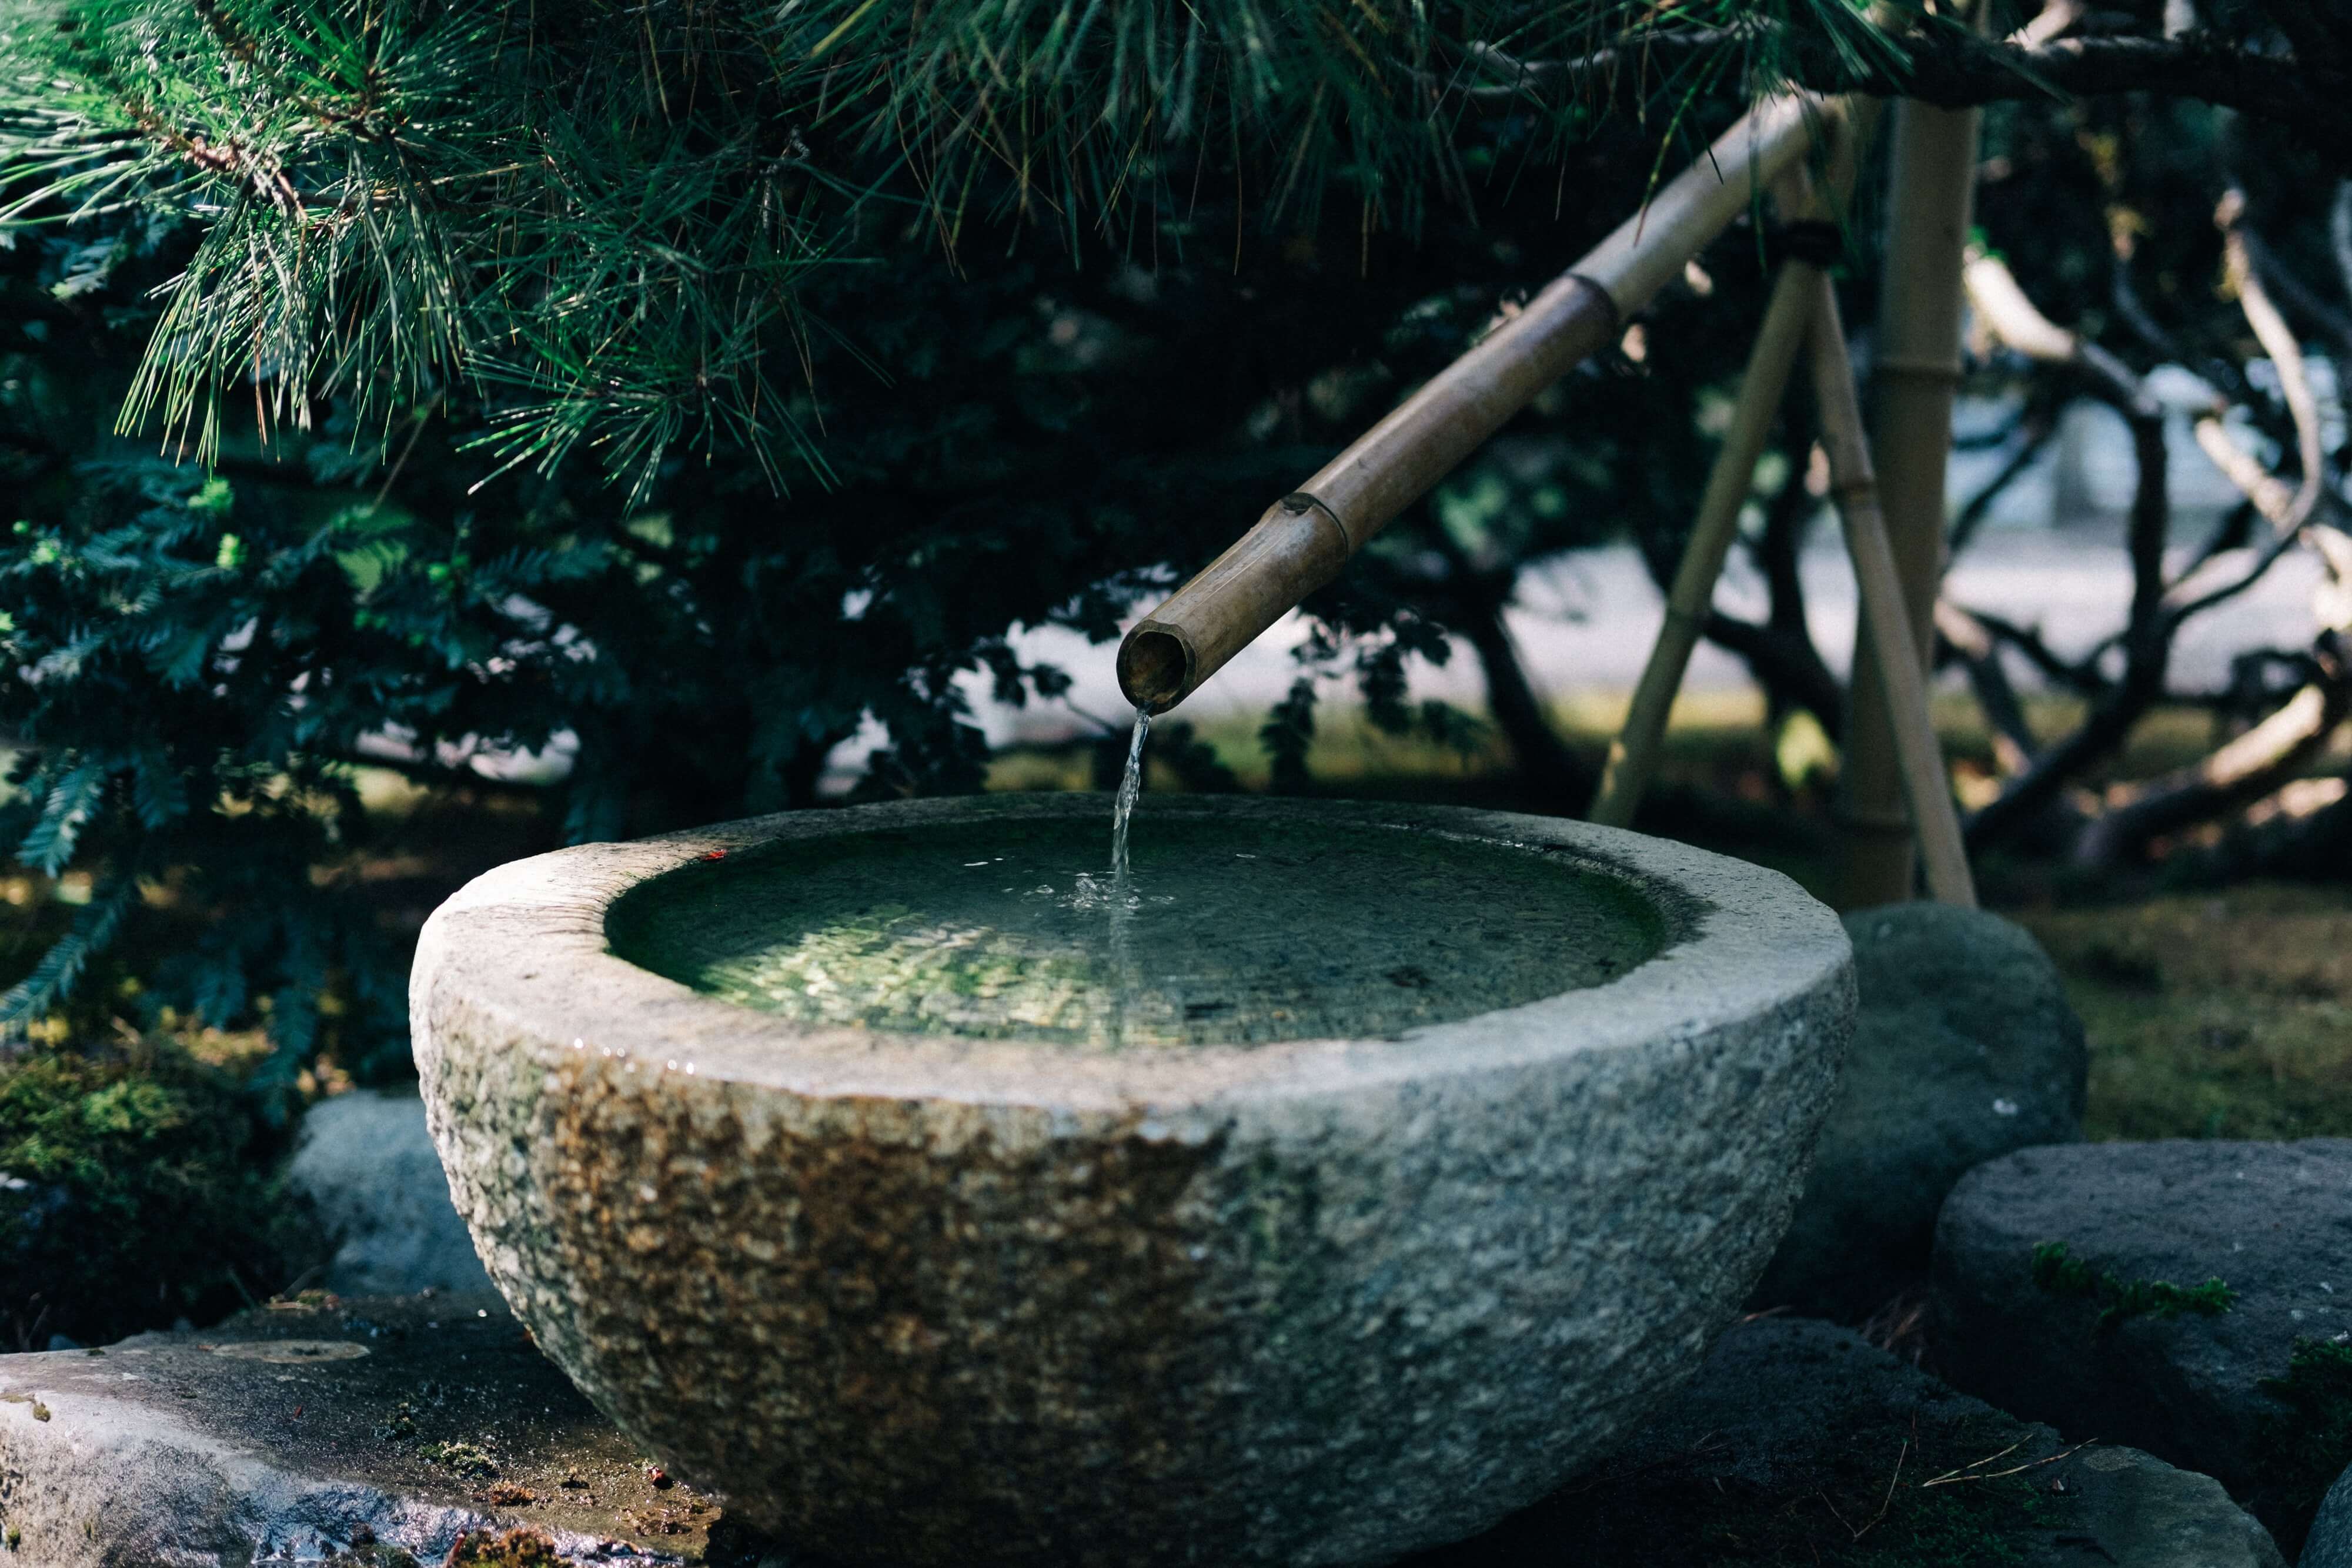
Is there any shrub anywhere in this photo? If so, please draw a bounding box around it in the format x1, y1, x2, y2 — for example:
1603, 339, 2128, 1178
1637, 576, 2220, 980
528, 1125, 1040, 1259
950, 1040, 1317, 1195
0, 1038, 323, 1346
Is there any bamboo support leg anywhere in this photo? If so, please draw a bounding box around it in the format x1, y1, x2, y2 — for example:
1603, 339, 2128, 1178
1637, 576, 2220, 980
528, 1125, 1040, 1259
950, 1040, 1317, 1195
1590, 268, 1819, 828
1838, 93, 1982, 907
1805, 273, 1978, 908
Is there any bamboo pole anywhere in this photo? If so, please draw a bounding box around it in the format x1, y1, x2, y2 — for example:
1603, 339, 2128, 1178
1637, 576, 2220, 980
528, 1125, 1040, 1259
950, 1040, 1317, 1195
1587, 260, 1817, 828
1589, 105, 1878, 828
1805, 274, 1978, 908
1117, 95, 1844, 714
1836, 85, 1983, 907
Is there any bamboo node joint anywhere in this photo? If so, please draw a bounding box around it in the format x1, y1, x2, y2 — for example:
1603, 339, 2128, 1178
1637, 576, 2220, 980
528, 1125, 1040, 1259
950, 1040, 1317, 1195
1564, 273, 1625, 330
1279, 492, 1357, 556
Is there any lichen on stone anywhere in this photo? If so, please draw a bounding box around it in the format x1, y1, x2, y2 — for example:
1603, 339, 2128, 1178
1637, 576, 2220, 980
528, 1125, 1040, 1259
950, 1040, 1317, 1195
445, 1529, 559, 1567
417, 1439, 499, 1479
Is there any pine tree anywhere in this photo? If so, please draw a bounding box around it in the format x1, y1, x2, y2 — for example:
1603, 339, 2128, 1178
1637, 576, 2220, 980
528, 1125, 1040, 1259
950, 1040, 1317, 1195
1, 0, 2345, 1080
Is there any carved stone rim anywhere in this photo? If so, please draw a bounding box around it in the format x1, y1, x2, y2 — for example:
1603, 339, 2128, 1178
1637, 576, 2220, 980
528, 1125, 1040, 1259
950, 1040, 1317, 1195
415, 793, 1850, 1115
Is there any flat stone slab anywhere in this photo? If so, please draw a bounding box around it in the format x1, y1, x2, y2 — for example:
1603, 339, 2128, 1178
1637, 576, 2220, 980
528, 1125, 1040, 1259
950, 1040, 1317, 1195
0, 1293, 713, 1567
1933, 1139, 2352, 1553
1410, 1316, 2282, 1568
0, 1296, 2280, 1567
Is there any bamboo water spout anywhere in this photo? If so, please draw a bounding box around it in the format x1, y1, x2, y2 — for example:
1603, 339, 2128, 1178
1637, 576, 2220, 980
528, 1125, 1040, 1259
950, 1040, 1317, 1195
1115, 95, 1845, 714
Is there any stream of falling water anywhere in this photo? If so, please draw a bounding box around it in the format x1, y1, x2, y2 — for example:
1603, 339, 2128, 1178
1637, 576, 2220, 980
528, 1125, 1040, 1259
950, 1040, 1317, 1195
1110, 706, 1150, 887
1105, 706, 1151, 1047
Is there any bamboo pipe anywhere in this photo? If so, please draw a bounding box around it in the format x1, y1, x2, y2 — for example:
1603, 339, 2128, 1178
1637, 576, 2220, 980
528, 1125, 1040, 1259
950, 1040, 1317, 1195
1117, 94, 1842, 714
1805, 274, 1978, 908
1836, 87, 1983, 907
1589, 106, 1878, 828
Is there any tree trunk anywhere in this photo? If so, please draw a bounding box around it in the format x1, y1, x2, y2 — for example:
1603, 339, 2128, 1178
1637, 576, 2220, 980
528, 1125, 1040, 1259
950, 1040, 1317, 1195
1459, 596, 1597, 810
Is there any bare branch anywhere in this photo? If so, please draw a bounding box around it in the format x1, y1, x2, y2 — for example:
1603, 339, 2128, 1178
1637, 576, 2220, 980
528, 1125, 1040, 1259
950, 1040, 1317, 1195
2073, 661, 2352, 864
1461, 30, 2347, 158
1959, 240, 2177, 850
2164, 519, 2312, 628
2216, 190, 2326, 535
1963, 246, 2157, 414
1935, 600, 2038, 775
2234, 221, 2352, 364
1958, 605, 2111, 697
1949, 417, 2056, 557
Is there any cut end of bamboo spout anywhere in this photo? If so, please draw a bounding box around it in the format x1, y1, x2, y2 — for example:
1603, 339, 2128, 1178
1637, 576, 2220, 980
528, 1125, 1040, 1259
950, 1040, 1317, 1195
1117, 623, 1195, 715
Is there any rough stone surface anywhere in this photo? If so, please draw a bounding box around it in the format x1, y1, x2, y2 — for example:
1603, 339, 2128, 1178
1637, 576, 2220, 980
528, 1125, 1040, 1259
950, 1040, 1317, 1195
2303, 1463, 2352, 1568
1933, 1139, 2352, 1554
1414, 1316, 2283, 1567
288, 1089, 495, 1296
1751, 902, 2086, 1320
0, 1293, 711, 1567
412, 794, 1857, 1568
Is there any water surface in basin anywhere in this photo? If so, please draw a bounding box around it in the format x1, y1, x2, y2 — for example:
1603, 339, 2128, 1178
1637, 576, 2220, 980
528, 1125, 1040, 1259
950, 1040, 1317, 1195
607, 815, 1663, 1048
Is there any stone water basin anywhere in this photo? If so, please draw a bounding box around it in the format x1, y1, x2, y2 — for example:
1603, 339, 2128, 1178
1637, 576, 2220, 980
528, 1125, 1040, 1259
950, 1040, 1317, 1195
412, 794, 1853, 1566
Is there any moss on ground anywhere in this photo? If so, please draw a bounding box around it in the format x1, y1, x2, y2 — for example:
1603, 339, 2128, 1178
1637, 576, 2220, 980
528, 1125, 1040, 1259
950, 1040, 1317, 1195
2014, 882, 2352, 1140
0, 1038, 323, 1348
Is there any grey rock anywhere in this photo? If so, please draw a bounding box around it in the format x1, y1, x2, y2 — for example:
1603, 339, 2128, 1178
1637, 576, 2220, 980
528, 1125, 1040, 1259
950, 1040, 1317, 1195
287, 1089, 493, 1296
1752, 901, 2086, 1320
0, 1293, 707, 1567
413, 794, 1857, 1568
2302, 1463, 2352, 1568
1415, 1316, 2280, 1567
1933, 1139, 2352, 1554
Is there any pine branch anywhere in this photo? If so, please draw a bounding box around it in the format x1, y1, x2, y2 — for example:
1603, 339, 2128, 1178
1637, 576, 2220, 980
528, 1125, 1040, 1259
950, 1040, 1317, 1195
0, 875, 139, 1043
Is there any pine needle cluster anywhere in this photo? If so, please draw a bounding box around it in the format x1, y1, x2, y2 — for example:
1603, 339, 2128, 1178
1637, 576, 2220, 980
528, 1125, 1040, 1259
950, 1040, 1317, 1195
1, 0, 1914, 497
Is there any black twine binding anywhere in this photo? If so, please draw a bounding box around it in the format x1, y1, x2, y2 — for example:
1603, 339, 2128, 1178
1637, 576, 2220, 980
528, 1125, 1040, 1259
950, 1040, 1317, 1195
1767, 220, 1845, 270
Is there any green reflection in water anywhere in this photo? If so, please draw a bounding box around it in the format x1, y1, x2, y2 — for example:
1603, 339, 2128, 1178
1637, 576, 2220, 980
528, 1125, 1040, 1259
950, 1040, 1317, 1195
607, 815, 1663, 1049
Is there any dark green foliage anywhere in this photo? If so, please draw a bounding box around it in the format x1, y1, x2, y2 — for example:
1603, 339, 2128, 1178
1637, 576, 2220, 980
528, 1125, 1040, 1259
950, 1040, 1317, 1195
2250, 1337, 2352, 1556
2029, 1240, 2238, 1330
1261, 678, 1322, 794
0, 1038, 324, 1348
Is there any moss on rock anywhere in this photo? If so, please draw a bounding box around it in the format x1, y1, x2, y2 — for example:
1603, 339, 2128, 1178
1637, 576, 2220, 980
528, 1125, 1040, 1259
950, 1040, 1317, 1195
2250, 1338, 2352, 1550
0, 1039, 325, 1347
2030, 1239, 2238, 1330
